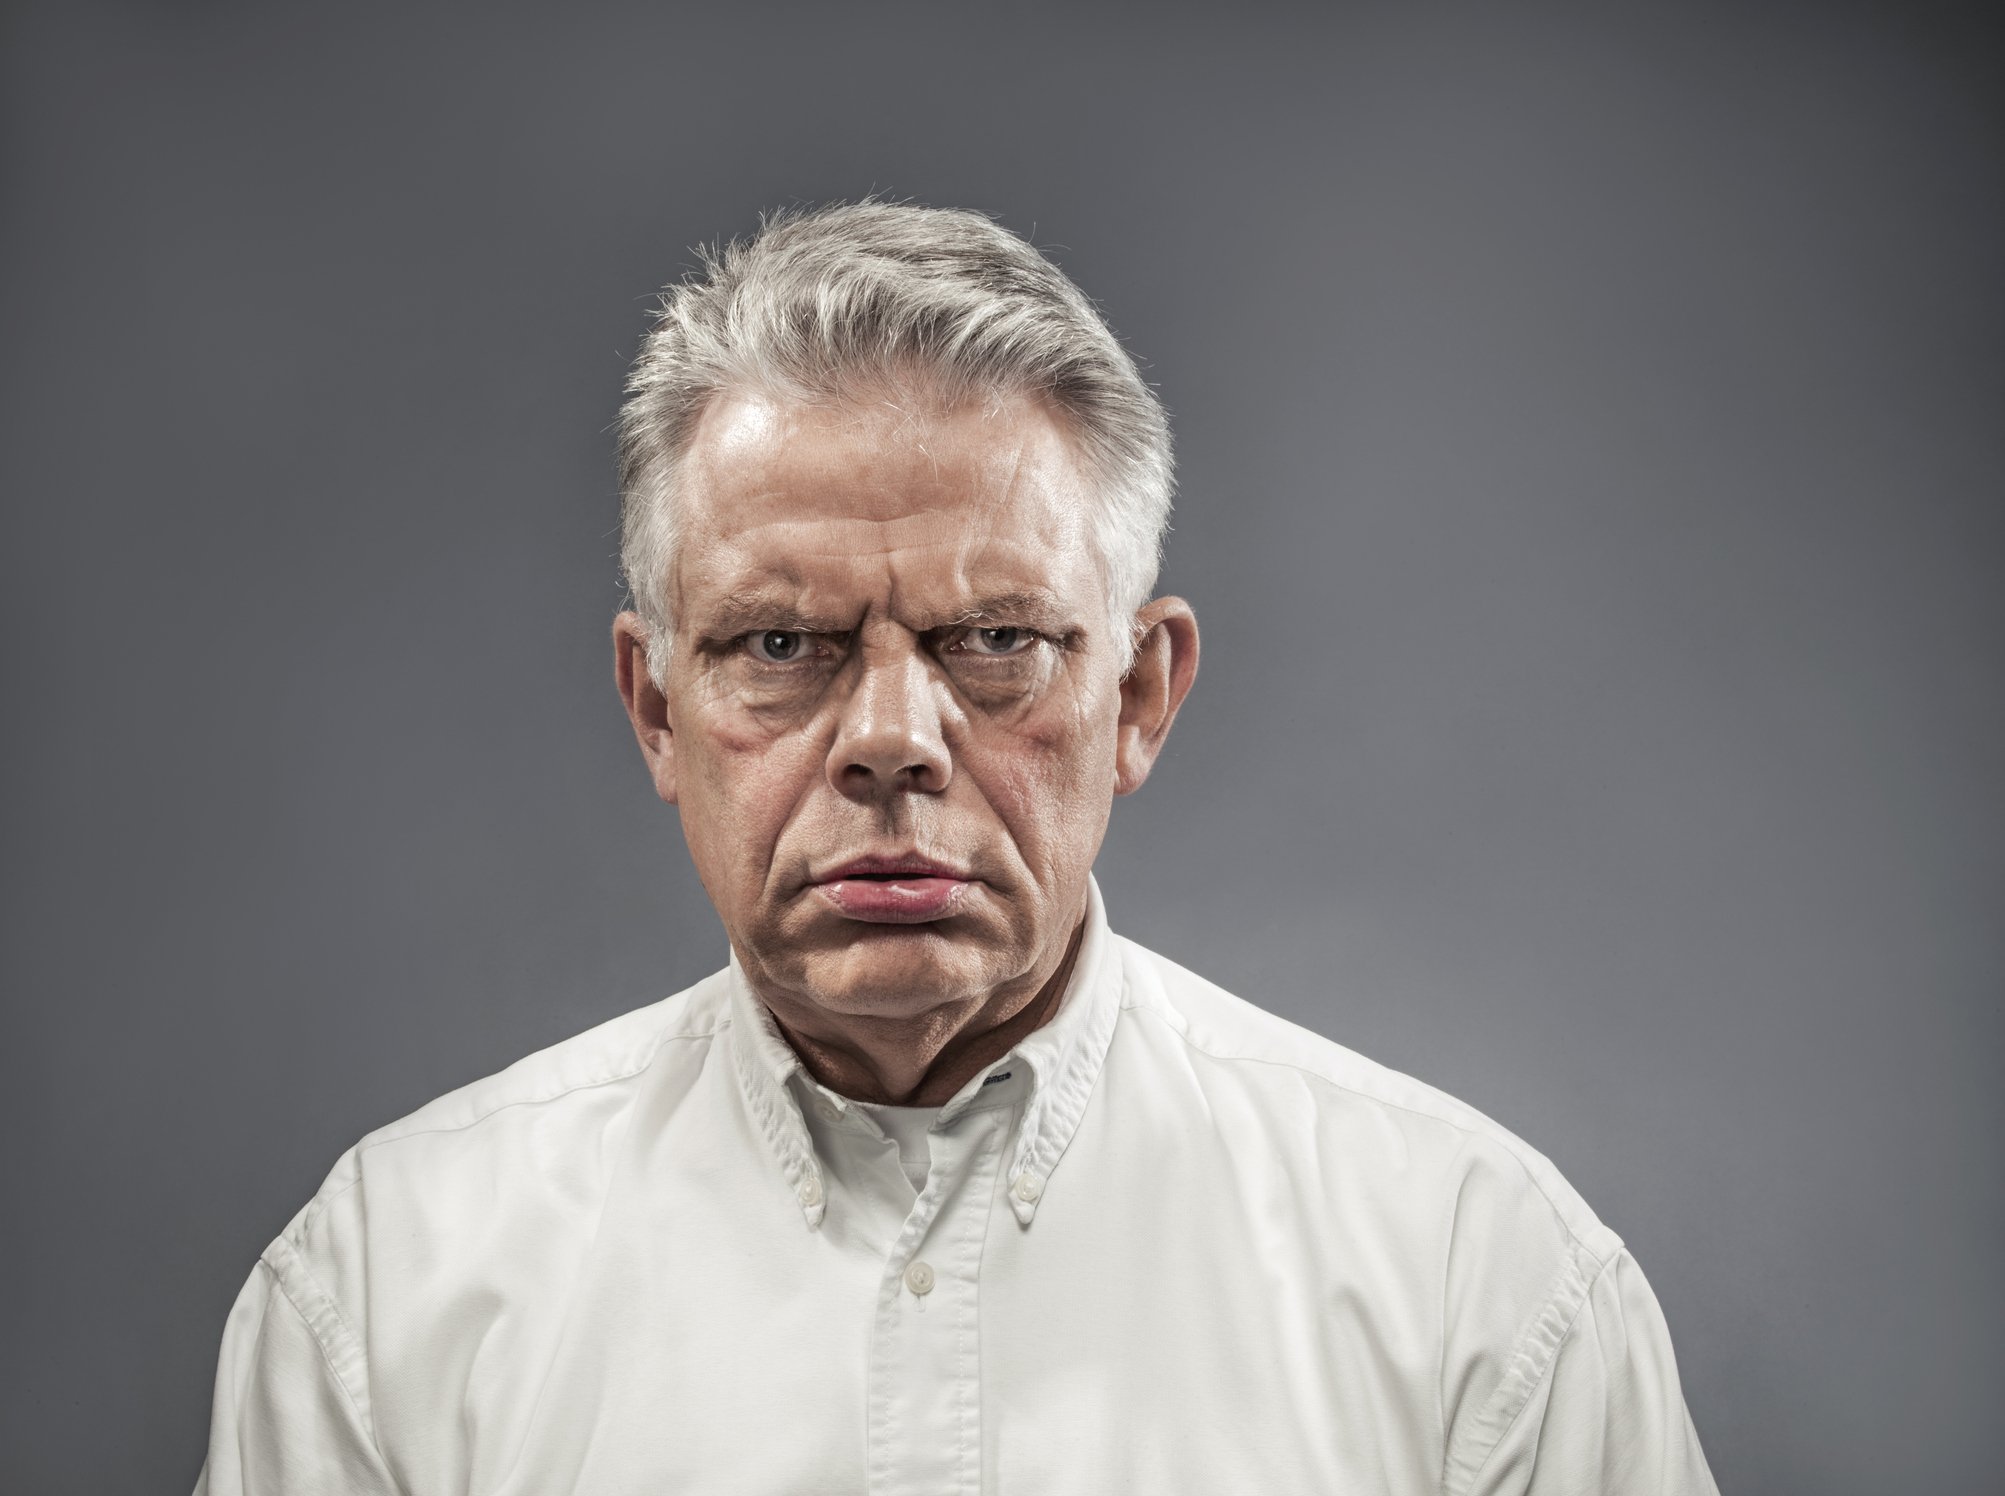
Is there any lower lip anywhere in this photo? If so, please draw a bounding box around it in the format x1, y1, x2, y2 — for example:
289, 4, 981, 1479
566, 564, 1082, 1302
817, 876, 970, 922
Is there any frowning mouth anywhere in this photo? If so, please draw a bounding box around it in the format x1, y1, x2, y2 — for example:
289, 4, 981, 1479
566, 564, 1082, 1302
813, 856, 973, 922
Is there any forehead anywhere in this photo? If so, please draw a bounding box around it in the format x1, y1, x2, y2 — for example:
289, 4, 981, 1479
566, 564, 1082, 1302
672, 388, 1103, 624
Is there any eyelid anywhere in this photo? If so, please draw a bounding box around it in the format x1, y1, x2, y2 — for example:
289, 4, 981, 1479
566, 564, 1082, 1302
941, 623, 1043, 657
739, 628, 843, 664
731, 623, 1049, 662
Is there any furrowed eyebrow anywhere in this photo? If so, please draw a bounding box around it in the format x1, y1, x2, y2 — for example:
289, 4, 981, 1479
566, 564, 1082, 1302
692, 591, 848, 639
938, 591, 1077, 632
687, 587, 1081, 641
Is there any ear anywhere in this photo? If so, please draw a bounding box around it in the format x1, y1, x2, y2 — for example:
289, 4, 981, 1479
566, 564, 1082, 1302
613, 611, 678, 805
1114, 597, 1199, 796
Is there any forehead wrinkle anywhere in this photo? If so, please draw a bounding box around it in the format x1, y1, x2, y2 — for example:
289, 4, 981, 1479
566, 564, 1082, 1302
877, 550, 1082, 630
676, 391, 1104, 641
717, 501, 990, 553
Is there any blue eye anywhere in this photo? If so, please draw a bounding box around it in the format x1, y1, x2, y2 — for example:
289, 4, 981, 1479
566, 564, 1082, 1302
747, 630, 807, 663
962, 627, 1035, 657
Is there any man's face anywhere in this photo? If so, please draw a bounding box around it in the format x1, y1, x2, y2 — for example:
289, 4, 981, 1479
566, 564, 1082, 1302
635, 387, 1143, 1024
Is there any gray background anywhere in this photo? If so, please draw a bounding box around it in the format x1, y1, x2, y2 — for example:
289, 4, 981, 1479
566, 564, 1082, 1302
3, 1, 1998, 1490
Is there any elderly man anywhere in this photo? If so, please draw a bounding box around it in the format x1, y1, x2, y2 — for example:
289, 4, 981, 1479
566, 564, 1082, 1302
197, 202, 1717, 1495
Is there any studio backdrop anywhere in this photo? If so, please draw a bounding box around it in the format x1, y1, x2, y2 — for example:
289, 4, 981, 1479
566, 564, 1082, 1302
2, 2, 1999, 1492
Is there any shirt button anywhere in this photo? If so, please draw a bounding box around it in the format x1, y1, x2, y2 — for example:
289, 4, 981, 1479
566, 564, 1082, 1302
903, 1260, 935, 1295
796, 1174, 823, 1207
1011, 1171, 1044, 1204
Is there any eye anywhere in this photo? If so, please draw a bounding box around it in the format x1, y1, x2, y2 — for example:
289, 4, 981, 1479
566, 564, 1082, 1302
957, 626, 1037, 657
745, 630, 810, 663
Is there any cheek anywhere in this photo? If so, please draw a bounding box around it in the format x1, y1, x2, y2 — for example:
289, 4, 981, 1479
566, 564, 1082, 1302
978, 689, 1120, 874
679, 703, 827, 888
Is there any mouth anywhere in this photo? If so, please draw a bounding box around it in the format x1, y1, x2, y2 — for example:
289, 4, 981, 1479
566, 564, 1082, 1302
812, 855, 973, 923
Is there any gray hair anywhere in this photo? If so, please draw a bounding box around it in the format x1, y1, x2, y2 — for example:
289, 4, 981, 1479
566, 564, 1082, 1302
617, 200, 1174, 683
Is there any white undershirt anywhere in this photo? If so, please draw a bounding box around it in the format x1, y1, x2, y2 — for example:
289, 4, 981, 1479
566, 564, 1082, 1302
851, 1100, 943, 1194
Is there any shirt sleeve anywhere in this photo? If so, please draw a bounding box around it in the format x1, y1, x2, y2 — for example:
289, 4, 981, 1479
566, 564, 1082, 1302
1452, 1248, 1718, 1496
193, 1247, 403, 1496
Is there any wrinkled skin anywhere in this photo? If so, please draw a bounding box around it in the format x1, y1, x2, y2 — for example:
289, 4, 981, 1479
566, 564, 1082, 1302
614, 386, 1197, 1104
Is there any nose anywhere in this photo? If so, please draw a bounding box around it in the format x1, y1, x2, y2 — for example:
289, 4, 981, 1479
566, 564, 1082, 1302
827, 647, 952, 801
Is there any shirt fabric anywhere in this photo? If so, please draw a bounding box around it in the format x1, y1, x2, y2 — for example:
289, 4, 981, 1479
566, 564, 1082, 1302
196, 878, 1718, 1495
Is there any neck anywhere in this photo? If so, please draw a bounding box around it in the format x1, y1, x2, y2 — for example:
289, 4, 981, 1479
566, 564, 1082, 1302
767, 917, 1086, 1106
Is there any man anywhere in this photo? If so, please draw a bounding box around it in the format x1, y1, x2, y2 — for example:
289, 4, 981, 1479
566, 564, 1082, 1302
197, 201, 1717, 1494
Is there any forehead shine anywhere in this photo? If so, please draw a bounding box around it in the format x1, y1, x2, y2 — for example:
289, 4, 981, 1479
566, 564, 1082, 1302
672, 391, 1104, 635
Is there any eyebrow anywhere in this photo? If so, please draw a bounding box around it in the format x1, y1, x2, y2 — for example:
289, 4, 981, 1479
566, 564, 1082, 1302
688, 587, 1081, 640
938, 591, 1078, 632
693, 590, 843, 640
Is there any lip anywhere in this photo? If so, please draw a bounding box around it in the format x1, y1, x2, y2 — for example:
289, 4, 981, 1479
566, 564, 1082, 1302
812, 854, 974, 923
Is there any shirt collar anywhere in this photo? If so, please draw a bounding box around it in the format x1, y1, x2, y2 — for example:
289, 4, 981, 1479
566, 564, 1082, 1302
726, 874, 1123, 1230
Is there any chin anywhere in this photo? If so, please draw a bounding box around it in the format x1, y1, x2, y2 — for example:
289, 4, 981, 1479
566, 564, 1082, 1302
793, 932, 1015, 1018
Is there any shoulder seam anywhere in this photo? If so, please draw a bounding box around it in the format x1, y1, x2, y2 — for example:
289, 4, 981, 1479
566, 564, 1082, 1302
1122, 1000, 1611, 1264
291, 1022, 724, 1249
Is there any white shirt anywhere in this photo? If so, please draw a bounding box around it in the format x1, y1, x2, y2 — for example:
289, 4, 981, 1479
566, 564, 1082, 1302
196, 879, 1717, 1495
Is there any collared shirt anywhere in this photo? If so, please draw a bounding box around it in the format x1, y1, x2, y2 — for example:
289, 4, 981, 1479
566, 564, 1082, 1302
196, 879, 1718, 1495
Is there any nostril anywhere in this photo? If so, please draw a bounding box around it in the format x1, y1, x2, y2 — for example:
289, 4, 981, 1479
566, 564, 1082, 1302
828, 734, 949, 798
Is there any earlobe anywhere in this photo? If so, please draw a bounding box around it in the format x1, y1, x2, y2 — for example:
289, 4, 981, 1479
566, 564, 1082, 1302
613, 612, 678, 805
1114, 598, 1199, 796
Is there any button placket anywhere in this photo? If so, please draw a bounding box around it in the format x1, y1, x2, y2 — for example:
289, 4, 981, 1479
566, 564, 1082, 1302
866, 1111, 1008, 1496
